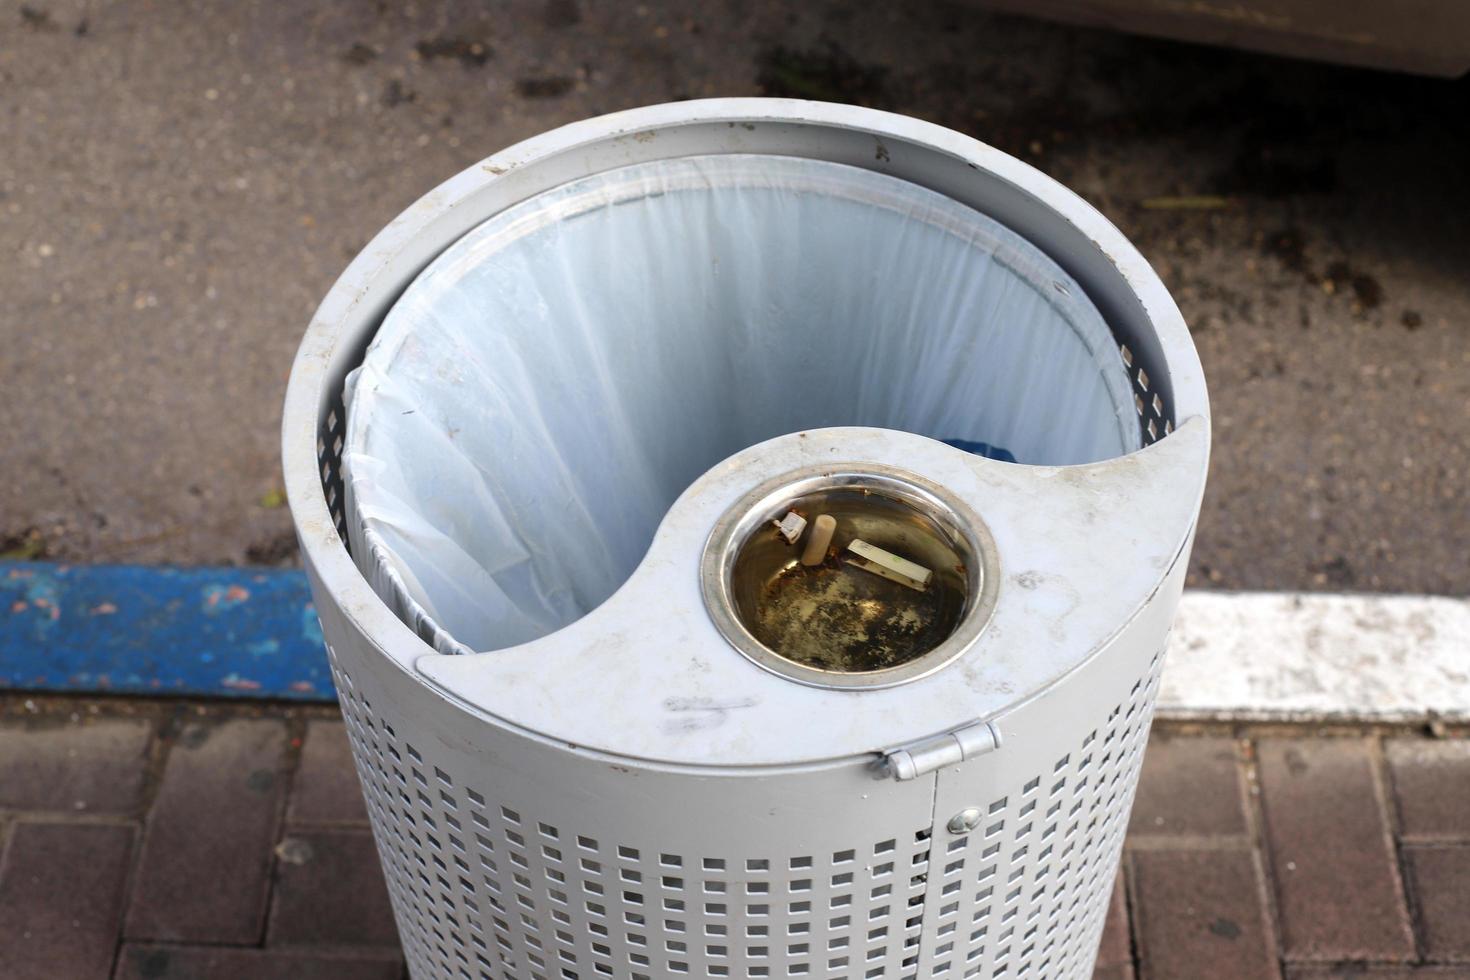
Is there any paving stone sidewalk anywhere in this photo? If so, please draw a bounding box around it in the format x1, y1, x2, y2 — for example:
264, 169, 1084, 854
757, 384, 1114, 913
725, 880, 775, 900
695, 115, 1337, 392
0, 697, 1466, 980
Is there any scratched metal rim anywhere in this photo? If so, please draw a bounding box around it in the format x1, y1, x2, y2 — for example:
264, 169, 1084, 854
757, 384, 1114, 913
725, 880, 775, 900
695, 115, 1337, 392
701, 462, 1001, 690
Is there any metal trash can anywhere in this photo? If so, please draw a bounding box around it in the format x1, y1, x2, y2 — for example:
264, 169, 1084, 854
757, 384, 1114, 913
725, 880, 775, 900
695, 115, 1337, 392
283, 99, 1208, 980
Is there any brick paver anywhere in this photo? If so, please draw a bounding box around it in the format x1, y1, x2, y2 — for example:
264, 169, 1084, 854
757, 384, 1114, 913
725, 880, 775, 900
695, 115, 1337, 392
1287, 969, 1470, 978
1258, 738, 1415, 962
267, 829, 399, 948
5, 695, 1470, 979
288, 720, 368, 825
0, 822, 136, 980
1130, 848, 1280, 980
1096, 871, 1133, 978
1386, 740, 1470, 840
0, 718, 152, 813
124, 719, 288, 943
1404, 846, 1470, 962
113, 944, 403, 979
1130, 735, 1249, 839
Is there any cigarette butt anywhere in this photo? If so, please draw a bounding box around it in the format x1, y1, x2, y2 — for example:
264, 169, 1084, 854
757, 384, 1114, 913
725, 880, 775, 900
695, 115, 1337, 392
845, 539, 932, 592
774, 511, 807, 545
800, 515, 836, 566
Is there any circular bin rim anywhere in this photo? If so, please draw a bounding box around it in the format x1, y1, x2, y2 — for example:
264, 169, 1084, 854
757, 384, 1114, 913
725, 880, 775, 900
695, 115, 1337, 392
282, 98, 1209, 769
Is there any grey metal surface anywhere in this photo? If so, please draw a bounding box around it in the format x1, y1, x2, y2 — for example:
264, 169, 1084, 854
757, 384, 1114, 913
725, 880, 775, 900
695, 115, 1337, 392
284, 99, 1209, 765
284, 100, 1208, 977
919, 582, 1179, 978
319, 594, 943, 980
316, 559, 1180, 979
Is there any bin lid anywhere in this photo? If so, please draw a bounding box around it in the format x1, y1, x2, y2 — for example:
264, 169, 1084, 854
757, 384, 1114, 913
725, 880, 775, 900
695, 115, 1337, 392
415, 422, 1207, 769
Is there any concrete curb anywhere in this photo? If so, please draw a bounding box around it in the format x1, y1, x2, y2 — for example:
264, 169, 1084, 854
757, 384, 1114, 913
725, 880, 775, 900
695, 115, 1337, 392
4, 559, 1466, 720
1158, 591, 1470, 724
1, 562, 328, 699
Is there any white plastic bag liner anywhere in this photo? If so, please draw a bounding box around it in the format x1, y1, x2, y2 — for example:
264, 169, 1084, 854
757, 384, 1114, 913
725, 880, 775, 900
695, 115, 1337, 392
343, 154, 1140, 654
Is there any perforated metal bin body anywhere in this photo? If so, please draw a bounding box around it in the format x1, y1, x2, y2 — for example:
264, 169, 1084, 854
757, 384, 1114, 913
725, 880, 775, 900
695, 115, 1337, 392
283, 100, 1209, 980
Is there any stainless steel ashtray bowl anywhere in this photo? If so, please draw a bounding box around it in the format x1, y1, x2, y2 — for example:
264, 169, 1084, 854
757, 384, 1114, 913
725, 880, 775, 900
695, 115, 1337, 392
701, 463, 1000, 690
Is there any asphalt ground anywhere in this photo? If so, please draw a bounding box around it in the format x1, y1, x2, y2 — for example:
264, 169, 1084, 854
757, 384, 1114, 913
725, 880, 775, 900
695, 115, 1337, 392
2, 0, 1467, 593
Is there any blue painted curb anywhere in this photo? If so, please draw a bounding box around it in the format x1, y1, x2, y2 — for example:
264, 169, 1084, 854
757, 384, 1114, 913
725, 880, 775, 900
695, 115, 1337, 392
1, 561, 335, 701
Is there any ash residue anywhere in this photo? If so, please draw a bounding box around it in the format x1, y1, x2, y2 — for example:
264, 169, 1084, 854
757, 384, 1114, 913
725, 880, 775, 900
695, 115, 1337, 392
750, 560, 952, 673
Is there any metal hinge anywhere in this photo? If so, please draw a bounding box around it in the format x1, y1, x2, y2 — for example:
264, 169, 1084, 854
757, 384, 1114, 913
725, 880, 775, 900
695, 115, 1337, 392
884, 720, 1003, 781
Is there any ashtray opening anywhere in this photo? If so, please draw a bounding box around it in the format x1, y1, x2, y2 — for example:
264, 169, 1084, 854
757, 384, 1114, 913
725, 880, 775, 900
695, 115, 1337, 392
703, 465, 998, 689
